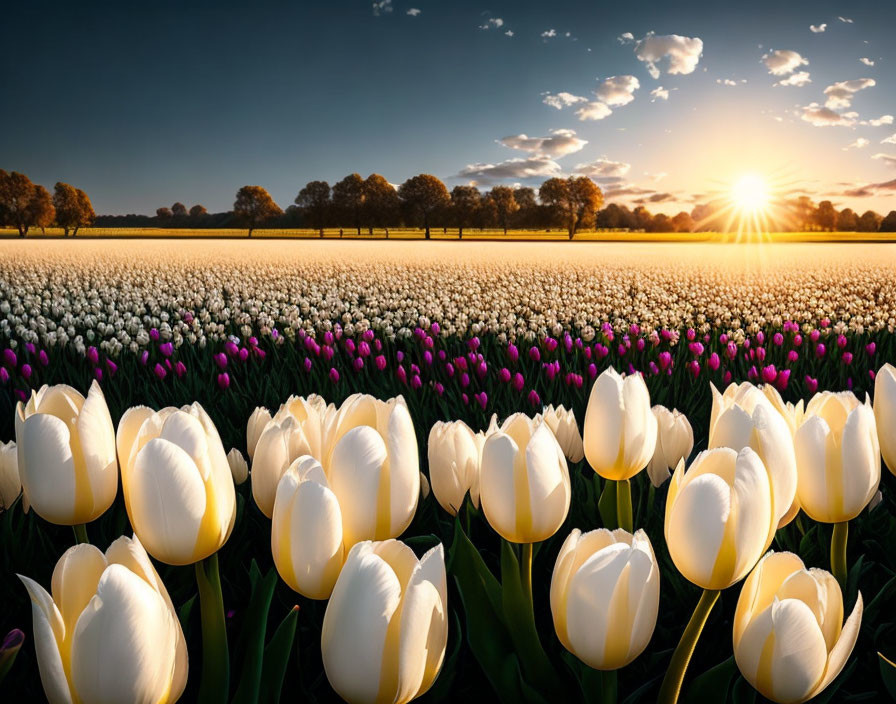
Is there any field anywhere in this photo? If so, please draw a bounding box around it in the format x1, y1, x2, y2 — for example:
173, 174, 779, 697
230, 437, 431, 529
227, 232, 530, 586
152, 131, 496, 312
1, 239, 895, 703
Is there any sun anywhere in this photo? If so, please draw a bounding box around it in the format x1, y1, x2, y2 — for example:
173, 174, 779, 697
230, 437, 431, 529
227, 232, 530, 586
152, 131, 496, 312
731, 173, 769, 213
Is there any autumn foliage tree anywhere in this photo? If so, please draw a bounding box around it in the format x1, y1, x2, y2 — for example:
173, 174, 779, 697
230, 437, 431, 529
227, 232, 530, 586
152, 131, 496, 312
398, 174, 449, 239
539, 176, 603, 239
362, 174, 400, 237
487, 186, 519, 235
296, 181, 332, 237
0, 170, 57, 237
450, 185, 481, 238
233, 185, 282, 237
53, 182, 94, 236
332, 174, 365, 236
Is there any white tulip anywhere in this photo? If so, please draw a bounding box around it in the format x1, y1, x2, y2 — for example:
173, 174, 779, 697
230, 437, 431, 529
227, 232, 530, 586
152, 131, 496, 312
19, 535, 188, 704
0, 440, 22, 510
427, 420, 486, 515
761, 384, 805, 437
733, 551, 862, 703
551, 528, 659, 670
542, 404, 584, 463
709, 382, 798, 530
874, 363, 896, 476
584, 367, 656, 481
116, 403, 236, 565
15, 382, 117, 525
272, 456, 344, 600
246, 406, 272, 460
665, 447, 775, 590
322, 540, 447, 704
480, 413, 570, 543
328, 396, 419, 549
647, 406, 694, 488
227, 448, 249, 485
795, 391, 880, 523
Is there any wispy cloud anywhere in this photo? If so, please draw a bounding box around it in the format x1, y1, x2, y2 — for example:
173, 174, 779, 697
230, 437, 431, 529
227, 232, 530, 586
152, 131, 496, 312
838, 16, 854, 24
542, 92, 588, 110
498, 129, 587, 158
824, 78, 875, 109
872, 153, 896, 168
800, 103, 858, 127
860, 57, 875, 66
775, 71, 811, 87
866, 115, 895, 127
762, 49, 809, 75
843, 138, 870, 150
810, 23, 827, 33
541, 28, 557, 39
457, 156, 562, 184
479, 17, 504, 30
576, 102, 613, 121
650, 86, 669, 101
372, 0, 392, 17
406, 8, 420, 17
573, 158, 631, 182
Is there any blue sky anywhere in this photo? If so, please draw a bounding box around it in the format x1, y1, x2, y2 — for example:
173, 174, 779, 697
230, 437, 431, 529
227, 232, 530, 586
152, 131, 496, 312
1, 0, 894, 215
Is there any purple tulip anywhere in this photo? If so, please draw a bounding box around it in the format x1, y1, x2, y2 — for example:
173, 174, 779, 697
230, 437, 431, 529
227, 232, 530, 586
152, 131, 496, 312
140, 350, 149, 365
756, 331, 765, 345
353, 357, 364, 371
527, 389, 541, 407
688, 360, 701, 378
658, 351, 672, 371
761, 365, 777, 384
175, 361, 187, 378
460, 372, 470, 388
544, 337, 558, 353
24, 342, 35, 355
14, 389, 27, 403
476, 361, 487, 378
363, 329, 375, 342
423, 350, 433, 366
512, 372, 525, 391
788, 350, 799, 363
723, 370, 732, 385
815, 343, 826, 359
154, 363, 167, 380
105, 359, 118, 376
648, 361, 659, 375
507, 343, 519, 363
375, 354, 387, 371
397, 366, 407, 384
445, 362, 455, 377
747, 365, 758, 381
239, 347, 249, 362
793, 334, 802, 347
431, 322, 441, 335
842, 352, 853, 365
225, 341, 239, 357
359, 341, 371, 357
322, 346, 334, 362
21, 363, 32, 380
686, 328, 696, 341
468, 337, 480, 351
149, 328, 160, 342
38, 349, 49, 366
756, 347, 766, 362
159, 342, 174, 358
323, 331, 334, 346
529, 346, 540, 362
410, 374, 422, 390
810, 329, 820, 343
726, 342, 737, 360
328, 368, 340, 384
217, 372, 230, 390
475, 391, 488, 410
499, 367, 511, 383
775, 369, 791, 390
773, 333, 784, 346
434, 382, 444, 395
708, 352, 720, 371
866, 342, 877, 356
87, 346, 99, 365
588, 363, 597, 378
214, 353, 228, 369
94, 367, 103, 381
688, 342, 704, 357
303, 357, 313, 373
804, 375, 818, 393
0, 368, 8, 384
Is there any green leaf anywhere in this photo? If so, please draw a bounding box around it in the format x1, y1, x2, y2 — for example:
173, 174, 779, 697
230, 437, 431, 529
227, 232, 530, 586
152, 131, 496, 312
177, 594, 197, 633
259, 605, 300, 704
231, 567, 278, 704
879, 652, 896, 701
598, 479, 617, 529
682, 656, 736, 704
730, 675, 756, 704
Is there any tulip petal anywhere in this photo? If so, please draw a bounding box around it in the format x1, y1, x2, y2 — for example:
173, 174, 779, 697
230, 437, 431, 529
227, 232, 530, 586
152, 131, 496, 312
20, 413, 78, 524
115, 406, 155, 476
584, 369, 624, 475
51, 544, 107, 638
19, 575, 71, 704
386, 402, 419, 537
525, 423, 570, 541
75, 381, 118, 515
621, 375, 655, 473
733, 551, 806, 646
330, 425, 390, 548
808, 592, 862, 698
730, 449, 773, 583
480, 433, 520, 542
667, 472, 730, 588
840, 406, 881, 519
795, 416, 836, 522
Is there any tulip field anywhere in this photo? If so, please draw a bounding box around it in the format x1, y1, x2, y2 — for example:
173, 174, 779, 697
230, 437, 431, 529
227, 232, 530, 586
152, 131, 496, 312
1, 239, 896, 703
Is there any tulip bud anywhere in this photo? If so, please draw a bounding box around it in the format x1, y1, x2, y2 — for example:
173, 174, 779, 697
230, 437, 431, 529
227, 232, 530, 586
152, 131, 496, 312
665, 448, 774, 590
647, 406, 694, 487
272, 456, 344, 599
0, 441, 22, 511
116, 403, 236, 565
584, 367, 656, 481
19, 536, 188, 704
246, 406, 272, 460
709, 382, 798, 530
15, 382, 118, 525
227, 448, 249, 485
551, 528, 659, 670
733, 551, 862, 703
874, 363, 896, 476
427, 420, 487, 515
794, 391, 880, 523
480, 414, 570, 543
322, 540, 448, 704
541, 404, 585, 463
327, 395, 420, 548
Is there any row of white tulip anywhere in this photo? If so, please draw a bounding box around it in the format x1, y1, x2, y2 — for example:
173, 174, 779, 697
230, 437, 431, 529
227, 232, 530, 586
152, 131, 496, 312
2, 241, 895, 357
3, 362, 895, 702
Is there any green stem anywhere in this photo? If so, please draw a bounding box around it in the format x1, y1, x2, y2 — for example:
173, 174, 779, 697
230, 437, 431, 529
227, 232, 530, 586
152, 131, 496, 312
521, 542, 533, 609
616, 479, 633, 533
599, 669, 618, 704
647, 484, 656, 524
72, 524, 89, 545
831, 521, 848, 588
657, 589, 720, 704
195, 553, 229, 703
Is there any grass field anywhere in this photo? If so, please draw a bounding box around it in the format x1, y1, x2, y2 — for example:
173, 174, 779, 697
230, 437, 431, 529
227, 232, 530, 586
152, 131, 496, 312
2, 227, 895, 243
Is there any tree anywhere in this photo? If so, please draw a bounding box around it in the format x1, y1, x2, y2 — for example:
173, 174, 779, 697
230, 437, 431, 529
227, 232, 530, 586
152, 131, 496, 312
512, 187, 537, 228
450, 185, 481, 238
27, 185, 55, 234
880, 211, 896, 233
648, 213, 673, 233
539, 176, 603, 238
156, 207, 173, 219
814, 201, 837, 231
857, 210, 882, 233
836, 208, 858, 232
296, 181, 331, 237
362, 174, 400, 237
234, 185, 282, 237
596, 203, 633, 230
189, 204, 208, 218
0, 170, 39, 236
632, 206, 653, 232
398, 174, 449, 239
171, 202, 188, 218
332, 174, 365, 236
788, 196, 816, 231
53, 182, 94, 236
487, 186, 519, 235
671, 211, 694, 233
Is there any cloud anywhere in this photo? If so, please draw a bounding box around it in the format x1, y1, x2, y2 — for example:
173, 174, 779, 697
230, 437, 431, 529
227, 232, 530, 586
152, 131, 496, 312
800, 103, 858, 127
617, 32, 634, 44
498, 129, 587, 158
634, 192, 676, 204
650, 86, 669, 101
872, 153, 896, 168
372, 0, 392, 16
633, 33, 703, 79
838, 16, 854, 23
883, 133, 896, 145
479, 18, 504, 30
716, 78, 738, 86
573, 158, 631, 182
810, 23, 827, 33
762, 49, 809, 75
860, 57, 875, 66
595, 75, 640, 106
841, 178, 896, 197
775, 71, 812, 87
843, 138, 870, 150
541, 29, 557, 39
866, 115, 894, 127
505, 30, 514, 37
542, 91, 588, 109
575, 101, 613, 121
824, 78, 875, 109
456, 155, 562, 183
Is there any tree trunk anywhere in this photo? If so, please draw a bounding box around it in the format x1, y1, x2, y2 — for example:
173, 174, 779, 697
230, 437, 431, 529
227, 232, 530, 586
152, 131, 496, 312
385, 228, 389, 239
424, 213, 430, 239
248, 227, 253, 237
503, 225, 508, 236
73, 227, 79, 237
458, 226, 463, 240
319, 228, 324, 238
368, 226, 373, 236
18, 224, 27, 237
357, 225, 361, 236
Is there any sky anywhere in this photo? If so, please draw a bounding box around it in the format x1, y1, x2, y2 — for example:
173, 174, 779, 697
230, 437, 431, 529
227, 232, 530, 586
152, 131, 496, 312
1, 0, 895, 217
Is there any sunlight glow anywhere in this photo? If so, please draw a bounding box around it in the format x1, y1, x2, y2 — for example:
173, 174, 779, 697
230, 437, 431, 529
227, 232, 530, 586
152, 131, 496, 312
731, 174, 769, 213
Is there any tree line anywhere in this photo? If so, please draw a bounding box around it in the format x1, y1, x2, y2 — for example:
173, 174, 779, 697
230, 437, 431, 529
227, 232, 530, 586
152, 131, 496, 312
3, 168, 896, 237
